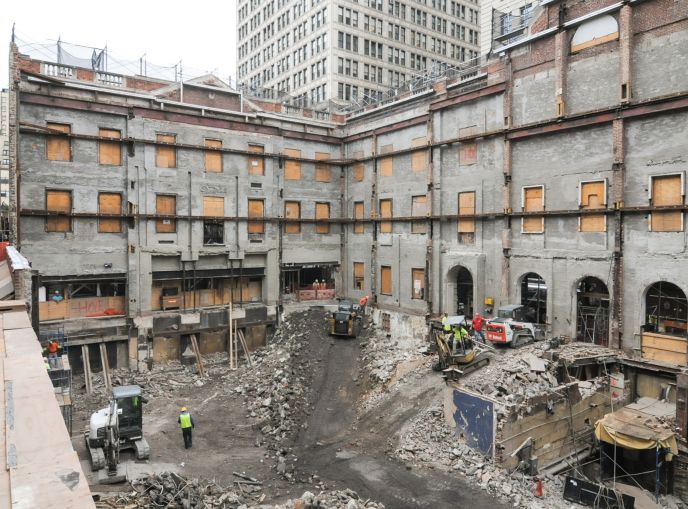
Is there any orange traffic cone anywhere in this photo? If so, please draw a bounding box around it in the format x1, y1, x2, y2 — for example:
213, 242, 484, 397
534, 478, 543, 498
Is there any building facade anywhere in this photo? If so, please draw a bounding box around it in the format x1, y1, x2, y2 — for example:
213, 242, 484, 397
237, 0, 481, 107
9, 0, 688, 371
1, 89, 9, 209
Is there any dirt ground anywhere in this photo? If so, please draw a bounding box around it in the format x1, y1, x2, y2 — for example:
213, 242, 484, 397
73, 308, 506, 508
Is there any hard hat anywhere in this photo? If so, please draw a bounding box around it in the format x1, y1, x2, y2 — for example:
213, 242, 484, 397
181, 406, 187, 412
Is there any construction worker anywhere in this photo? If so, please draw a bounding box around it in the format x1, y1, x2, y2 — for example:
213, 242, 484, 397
44, 358, 51, 371
51, 290, 64, 302
472, 312, 485, 343
45, 338, 59, 369
178, 407, 195, 449
359, 295, 369, 315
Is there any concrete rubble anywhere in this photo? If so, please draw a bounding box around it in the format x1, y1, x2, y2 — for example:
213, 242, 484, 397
97, 472, 383, 509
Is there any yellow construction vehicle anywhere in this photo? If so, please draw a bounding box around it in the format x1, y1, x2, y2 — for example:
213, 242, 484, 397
329, 300, 362, 338
430, 315, 492, 380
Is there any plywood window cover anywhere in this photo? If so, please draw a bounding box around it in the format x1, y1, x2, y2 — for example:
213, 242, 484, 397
379, 199, 393, 233
650, 173, 684, 232
98, 192, 122, 233
521, 185, 545, 234
46, 122, 71, 161
411, 137, 427, 172
284, 148, 301, 180
354, 202, 364, 234
285, 201, 301, 234
156, 195, 177, 233
315, 152, 331, 182
203, 196, 225, 217
248, 199, 265, 234
458, 191, 476, 233
248, 144, 265, 175
578, 179, 607, 232
412, 195, 427, 234
412, 268, 425, 299
315, 202, 330, 234
380, 266, 392, 295
46, 190, 72, 232
99, 128, 121, 166
353, 262, 365, 289
380, 144, 393, 177
204, 138, 223, 173
156, 133, 177, 168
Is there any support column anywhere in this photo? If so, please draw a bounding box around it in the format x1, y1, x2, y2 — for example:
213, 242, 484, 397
619, 4, 633, 102
501, 56, 514, 304
82, 345, 93, 395
610, 119, 626, 350
554, 30, 569, 117
425, 113, 434, 313
370, 134, 378, 302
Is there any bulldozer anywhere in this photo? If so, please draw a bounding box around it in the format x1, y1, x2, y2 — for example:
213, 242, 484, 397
431, 315, 492, 380
329, 300, 363, 338
85, 385, 150, 483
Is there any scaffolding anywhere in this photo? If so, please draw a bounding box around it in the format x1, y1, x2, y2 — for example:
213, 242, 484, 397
40, 325, 73, 434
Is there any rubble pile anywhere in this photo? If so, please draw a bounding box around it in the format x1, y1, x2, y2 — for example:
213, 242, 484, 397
394, 407, 568, 508
278, 489, 385, 509
359, 327, 428, 385
96, 471, 261, 508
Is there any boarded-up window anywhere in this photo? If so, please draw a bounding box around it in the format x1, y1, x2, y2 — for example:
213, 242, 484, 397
459, 140, 477, 165
248, 199, 265, 234
458, 191, 476, 244
380, 144, 393, 177
379, 198, 392, 233
248, 144, 265, 175
651, 174, 683, 232
203, 196, 224, 217
284, 148, 301, 180
315, 202, 330, 234
315, 152, 331, 182
411, 195, 427, 234
46, 190, 71, 232
354, 262, 364, 290
156, 195, 176, 233
412, 268, 425, 299
285, 201, 301, 233
522, 186, 544, 233
353, 162, 364, 181
98, 192, 122, 233
380, 266, 392, 295
156, 134, 176, 168
99, 129, 121, 166
411, 137, 427, 172
46, 123, 71, 161
204, 139, 223, 172
354, 201, 364, 234
580, 180, 606, 232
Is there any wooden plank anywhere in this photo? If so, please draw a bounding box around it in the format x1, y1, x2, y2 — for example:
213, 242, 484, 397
248, 199, 265, 234
284, 201, 301, 233
247, 144, 265, 175
380, 266, 392, 295
156, 134, 176, 168
98, 192, 122, 233
189, 334, 205, 377
46, 122, 71, 161
156, 194, 177, 233
284, 148, 301, 180
204, 138, 223, 172
98, 128, 121, 166
458, 191, 476, 233
380, 199, 392, 233
315, 202, 330, 234
354, 202, 364, 233
237, 330, 253, 368
99, 342, 111, 392
82, 345, 92, 395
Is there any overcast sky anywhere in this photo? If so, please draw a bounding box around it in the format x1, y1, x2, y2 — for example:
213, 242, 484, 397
1, 0, 237, 87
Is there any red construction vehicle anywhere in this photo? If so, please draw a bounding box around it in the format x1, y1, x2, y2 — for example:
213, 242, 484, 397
485, 304, 545, 347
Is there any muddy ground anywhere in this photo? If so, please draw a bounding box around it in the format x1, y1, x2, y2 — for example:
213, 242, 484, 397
73, 308, 506, 508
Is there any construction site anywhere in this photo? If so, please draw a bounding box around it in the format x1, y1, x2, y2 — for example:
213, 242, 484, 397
1, 0, 688, 507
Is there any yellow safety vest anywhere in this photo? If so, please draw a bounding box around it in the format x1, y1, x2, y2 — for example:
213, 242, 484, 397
442, 316, 451, 332
179, 412, 192, 429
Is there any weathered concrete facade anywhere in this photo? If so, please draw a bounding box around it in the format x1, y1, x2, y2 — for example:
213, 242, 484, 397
9, 0, 688, 366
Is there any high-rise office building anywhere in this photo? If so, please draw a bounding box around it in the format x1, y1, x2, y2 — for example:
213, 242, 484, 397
237, 0, 481, 107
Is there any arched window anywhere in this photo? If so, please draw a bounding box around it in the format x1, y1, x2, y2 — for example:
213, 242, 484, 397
571, 15, 619, 53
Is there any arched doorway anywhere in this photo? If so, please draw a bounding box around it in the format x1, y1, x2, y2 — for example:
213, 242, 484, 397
520, 273, 547, 324
576, 277, 610, 346
644, 282, 687, 335
456, 267, 473, 316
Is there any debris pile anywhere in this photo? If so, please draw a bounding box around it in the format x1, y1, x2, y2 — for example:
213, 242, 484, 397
359, 327, 428, 385
279, 490, 385, 509
96, 471, 261, 508
394, 407, 568, 508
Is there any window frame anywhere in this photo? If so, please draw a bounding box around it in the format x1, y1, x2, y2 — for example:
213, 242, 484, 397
204, 138, 223, 173
379, 198, 393, 233
380, 265, 392, 295
284, 201, 301, 234
97, 192, 123, 233
578, 179, 607, 232
248, 198, 266, 235
98, 128, 122, 166
155, 194, 177, 233
156, 133, 177, 168
46, 122, 72, 162
649, 172, 685, 232
521, 185, 545, 234
315, 201, 331, 234
45, 189, 72, 232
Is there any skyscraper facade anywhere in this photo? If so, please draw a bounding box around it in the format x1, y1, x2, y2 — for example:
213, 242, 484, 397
237, 0, 480, 107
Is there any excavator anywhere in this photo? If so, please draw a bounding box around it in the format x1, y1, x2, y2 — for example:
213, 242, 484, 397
431, 315, 493, 380
85, 385, 150, 483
